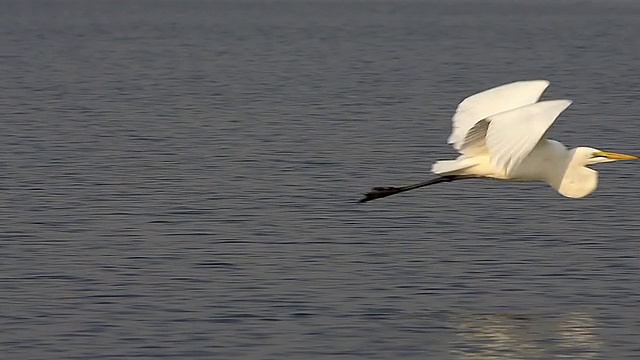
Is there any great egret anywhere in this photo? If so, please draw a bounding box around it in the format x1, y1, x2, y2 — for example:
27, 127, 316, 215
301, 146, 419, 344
359, 80, 638, 203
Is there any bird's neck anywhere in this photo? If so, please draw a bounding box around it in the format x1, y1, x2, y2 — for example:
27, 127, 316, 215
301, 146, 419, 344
555, 149, 598, 198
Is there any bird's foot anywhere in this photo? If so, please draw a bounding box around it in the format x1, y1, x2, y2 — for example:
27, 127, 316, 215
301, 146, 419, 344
359, 186, 401, 203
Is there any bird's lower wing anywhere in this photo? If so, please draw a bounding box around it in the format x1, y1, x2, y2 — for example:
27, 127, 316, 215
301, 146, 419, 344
484, 99, 572, 175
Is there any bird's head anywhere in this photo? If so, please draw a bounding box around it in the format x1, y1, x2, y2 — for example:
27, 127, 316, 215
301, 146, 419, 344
576, 147, 639, 166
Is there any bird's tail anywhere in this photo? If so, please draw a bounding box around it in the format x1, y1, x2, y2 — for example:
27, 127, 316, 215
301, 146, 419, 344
431, 158, 477, 175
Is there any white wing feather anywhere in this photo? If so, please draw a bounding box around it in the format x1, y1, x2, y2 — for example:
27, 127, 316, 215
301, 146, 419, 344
448, 80, 550, 152
485, 99, 572, 175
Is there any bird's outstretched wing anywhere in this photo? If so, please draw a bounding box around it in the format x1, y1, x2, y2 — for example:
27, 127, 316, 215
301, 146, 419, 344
448, 80, 550, 152
481, 99, 572, 175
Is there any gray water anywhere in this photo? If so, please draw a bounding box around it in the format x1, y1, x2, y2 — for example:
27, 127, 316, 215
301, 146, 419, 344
2, 0, 640, 359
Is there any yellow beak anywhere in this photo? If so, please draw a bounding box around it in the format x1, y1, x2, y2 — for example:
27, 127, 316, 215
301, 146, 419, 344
593, 151, 640, 161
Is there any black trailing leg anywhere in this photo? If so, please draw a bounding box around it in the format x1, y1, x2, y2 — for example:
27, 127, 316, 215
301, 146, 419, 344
358, 175, 466, 203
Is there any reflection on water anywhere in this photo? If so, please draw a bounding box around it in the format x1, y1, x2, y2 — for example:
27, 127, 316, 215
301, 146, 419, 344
557, 313, 601, 359
453, 312, 600, 359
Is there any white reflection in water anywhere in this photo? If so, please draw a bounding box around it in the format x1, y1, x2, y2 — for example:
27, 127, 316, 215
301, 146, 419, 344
453, 312, 600, 359
556, 312, 601, 359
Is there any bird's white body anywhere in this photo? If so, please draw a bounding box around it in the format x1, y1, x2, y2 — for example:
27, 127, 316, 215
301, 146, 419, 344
437, 138, 599, 198
429, 80, 637, 198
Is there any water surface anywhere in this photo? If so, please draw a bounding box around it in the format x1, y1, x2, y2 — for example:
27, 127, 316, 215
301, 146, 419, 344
1, 0, 640, 358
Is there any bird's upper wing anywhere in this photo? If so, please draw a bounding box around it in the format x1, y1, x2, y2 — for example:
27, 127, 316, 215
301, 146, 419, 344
448, 80, 550, 152
483, 99, 572, 175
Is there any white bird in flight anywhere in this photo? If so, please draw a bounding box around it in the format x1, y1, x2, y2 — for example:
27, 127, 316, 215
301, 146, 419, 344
360, 80, 638, 203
